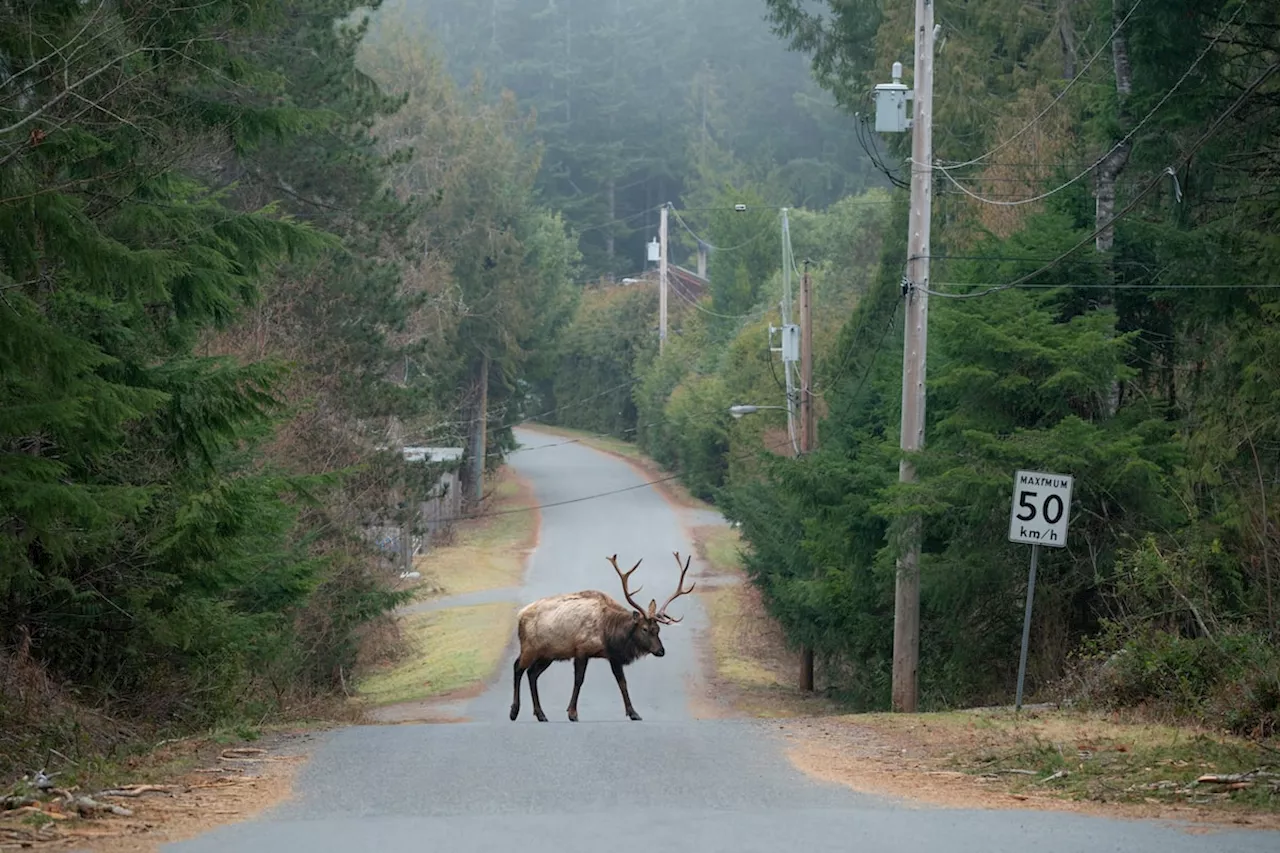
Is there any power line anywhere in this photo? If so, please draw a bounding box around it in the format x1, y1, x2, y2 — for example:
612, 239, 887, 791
417, 377, 643, 440
425, 430, 801, 525
929, 281, 1280, 293
573, 203, 662, 235
927, 253, 1154, 266
831, 298, 903, 418
923, 57, 1280, 300
935, 1, 1248, 207
667, 274, 769, 320
667, 205, 780, 253
936, 0, 1149, 170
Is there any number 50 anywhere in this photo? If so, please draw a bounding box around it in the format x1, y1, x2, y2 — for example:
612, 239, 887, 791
1016, 490, 1065, 524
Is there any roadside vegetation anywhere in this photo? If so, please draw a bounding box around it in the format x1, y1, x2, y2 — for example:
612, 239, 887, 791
690, 523, 838, 719
1, 0, 576, 787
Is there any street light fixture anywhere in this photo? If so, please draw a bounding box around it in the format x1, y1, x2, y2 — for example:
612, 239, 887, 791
728, 404, 789, 419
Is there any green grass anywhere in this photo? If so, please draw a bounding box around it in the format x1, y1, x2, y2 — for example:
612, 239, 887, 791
412, 468, 536, 601
700, 524, 745, 575
355, 603, 517, 707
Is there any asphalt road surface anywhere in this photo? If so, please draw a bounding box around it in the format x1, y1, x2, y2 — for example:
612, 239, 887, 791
164, 428, 1278, 853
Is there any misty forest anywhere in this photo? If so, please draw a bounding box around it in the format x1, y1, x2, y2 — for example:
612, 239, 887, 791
2, 0, 1279, 775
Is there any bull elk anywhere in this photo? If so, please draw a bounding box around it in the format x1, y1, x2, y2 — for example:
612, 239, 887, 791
509, 551, 696, 722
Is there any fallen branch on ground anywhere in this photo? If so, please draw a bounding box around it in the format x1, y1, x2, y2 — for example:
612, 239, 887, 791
1, 795, 38, 810
96, 785, 177, 798
1196, 770, 1275, 785
220, 748, 266, 758
68, 795, 132, 817
2, 805, 70, 821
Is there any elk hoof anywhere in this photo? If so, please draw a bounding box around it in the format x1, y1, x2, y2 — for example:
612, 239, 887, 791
509, 704, 519, 721
567, 710, 578, 722
627, 710, 643, 721
534, 710, 548, 722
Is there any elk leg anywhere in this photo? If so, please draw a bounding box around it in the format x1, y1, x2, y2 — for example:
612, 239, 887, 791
567, 657, 589, 722
509, 657, 526, 721
609, 658, 642, 721
527, 659, 552, 722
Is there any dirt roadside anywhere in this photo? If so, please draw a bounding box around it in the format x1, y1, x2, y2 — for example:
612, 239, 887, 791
0, 726, 324, 852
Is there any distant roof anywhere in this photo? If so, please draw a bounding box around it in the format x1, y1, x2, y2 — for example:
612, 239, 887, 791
609, 265, 708, 301
402, 446, 464, 463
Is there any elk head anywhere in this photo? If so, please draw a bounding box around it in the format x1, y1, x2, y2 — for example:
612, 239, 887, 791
606, 551, 697, 658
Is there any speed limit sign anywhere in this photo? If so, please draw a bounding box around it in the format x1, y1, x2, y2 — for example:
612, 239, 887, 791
1008, 470, 1073, 548
1008, 468, 1074, 711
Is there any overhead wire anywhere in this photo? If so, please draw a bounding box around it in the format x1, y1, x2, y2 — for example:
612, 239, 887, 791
923, 57, 1280, 300
667, 204, 780, 253
424, 428, 803, 524
935, 0, 1148, 170
667, 273, 770, 320
933, 0, 1249, 208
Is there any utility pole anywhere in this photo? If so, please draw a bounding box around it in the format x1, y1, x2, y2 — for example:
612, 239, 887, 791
891, 0, 935, 714
659, 203, 669, 353
798, 258, 816, 691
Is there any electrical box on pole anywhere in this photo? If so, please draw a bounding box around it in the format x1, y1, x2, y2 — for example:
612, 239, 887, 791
780, 323, 800, 363
646, 237, 660, 263
874, 61, 912, 133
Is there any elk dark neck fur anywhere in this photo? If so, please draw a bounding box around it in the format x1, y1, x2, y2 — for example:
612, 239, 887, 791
601, 607, 650, 665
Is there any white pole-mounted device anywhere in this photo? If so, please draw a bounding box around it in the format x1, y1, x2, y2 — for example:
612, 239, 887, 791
873, 61, 912, 133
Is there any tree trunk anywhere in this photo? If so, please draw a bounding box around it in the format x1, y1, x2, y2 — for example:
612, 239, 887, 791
1095, 0, 1133, 253
467, 352, 489, 504
606, 177, 615, 262
564, 5, 572, 126
1096, 0, 1134, 418
1058, 0, 1078, 79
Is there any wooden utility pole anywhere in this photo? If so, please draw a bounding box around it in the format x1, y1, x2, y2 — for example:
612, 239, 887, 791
892, 0, 935, 714
799, 259, 816, 691
659, 203, 669, 353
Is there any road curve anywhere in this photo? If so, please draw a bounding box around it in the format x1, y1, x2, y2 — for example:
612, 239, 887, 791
163, 428, 1279, 852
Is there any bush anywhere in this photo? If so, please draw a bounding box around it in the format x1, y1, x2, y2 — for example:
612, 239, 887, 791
1074, 627, 1280, 737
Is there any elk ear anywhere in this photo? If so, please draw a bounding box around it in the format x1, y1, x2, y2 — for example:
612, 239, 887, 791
647, 599, 657, 618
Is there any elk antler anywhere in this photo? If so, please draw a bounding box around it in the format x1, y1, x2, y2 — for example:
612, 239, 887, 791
606, 554, 648, 615
655, 551, 696, 624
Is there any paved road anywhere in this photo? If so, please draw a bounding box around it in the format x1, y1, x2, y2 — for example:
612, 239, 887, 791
164, 428, 1277, 852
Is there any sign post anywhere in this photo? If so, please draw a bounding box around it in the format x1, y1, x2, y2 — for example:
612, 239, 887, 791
1007, 469, 1074, 711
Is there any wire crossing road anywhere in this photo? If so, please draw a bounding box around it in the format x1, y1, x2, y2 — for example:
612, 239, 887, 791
164, 429, 1277, 853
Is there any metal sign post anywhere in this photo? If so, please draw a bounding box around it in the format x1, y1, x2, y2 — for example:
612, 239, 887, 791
1008, 469, 1074, 711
